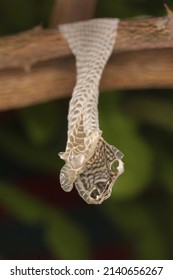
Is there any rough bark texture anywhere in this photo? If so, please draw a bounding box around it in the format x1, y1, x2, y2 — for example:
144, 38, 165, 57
1, 13, 173, 110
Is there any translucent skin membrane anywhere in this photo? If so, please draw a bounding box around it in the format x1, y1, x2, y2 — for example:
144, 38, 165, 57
58, 19, 124, 204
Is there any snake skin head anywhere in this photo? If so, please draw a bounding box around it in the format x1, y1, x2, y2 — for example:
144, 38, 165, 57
74, 138, 124, 204
59, 19, 122, 204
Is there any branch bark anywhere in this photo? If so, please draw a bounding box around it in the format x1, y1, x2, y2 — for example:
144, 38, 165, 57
49, 0, 97, 26
0, 13, 173, 110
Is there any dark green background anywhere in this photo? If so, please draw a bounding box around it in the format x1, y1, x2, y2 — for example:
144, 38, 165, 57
0, 0, 173, 259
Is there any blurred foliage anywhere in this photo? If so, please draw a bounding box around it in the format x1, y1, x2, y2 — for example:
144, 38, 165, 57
0, 182, 89, 259
0, 100, 68, 173
99, 93, 153, 199
0, 0, 53, 35
126, 95, 173, 132
0, 124, 58, 173
95, 0, 173, 18
0, 0, 173, 260
19, 103, 60, 146
105, 199, 173, 259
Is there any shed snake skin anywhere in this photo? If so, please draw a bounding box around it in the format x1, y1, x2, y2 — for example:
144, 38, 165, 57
58, 19, 124, 204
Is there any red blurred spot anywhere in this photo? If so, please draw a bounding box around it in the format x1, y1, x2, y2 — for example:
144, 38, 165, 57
15, 175, 86, 209
91, 245, 134, 260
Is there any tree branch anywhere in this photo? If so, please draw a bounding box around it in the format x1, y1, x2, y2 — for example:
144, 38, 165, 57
49, 0, 97, 26
0, 13, 173, 110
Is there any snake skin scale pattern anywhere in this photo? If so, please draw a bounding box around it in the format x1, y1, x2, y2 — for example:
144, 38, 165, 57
58, 18, 124, 204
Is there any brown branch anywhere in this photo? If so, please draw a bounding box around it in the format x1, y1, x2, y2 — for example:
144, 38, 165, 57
1, 13, 173, 111
49, 0, 97, 26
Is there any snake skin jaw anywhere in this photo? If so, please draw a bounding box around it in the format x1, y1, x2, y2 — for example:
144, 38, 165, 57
74, 138, 124, 204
